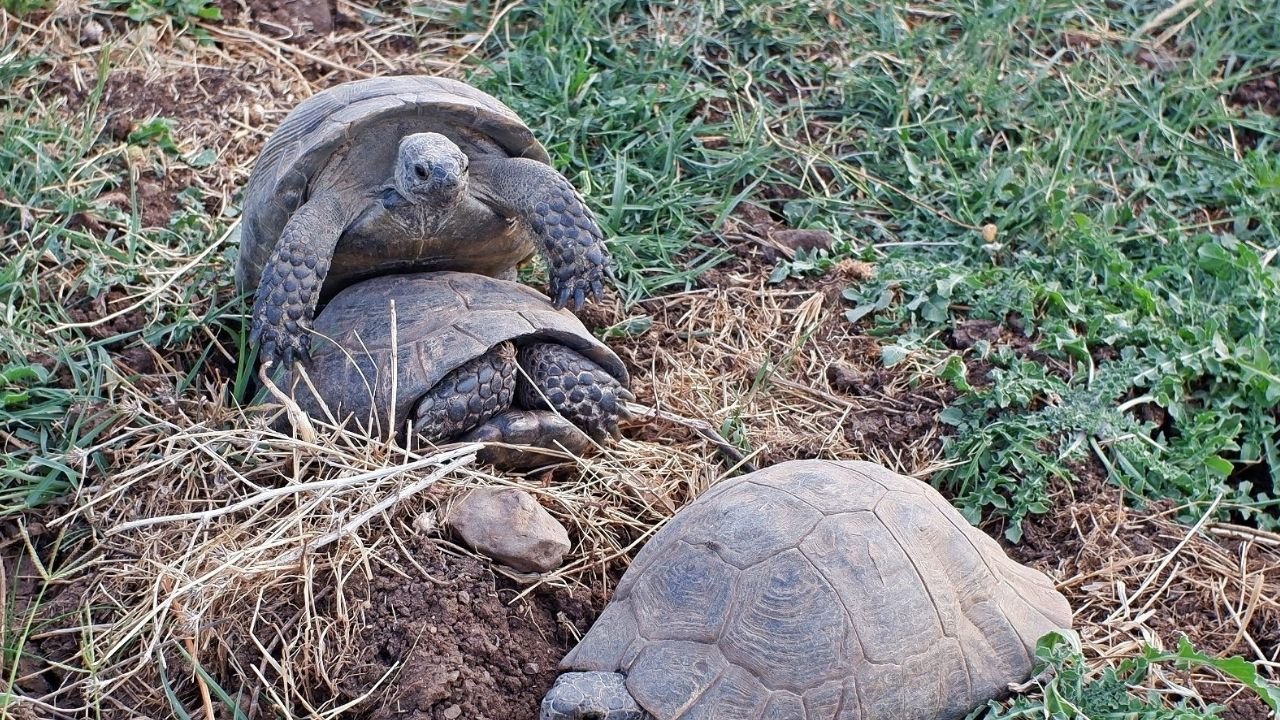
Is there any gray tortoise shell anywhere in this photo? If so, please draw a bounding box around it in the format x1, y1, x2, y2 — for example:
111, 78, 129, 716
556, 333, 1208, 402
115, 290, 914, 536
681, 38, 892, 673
560, 459, 1072, 720
276, 271, 628, 439
235, 75, 551, 294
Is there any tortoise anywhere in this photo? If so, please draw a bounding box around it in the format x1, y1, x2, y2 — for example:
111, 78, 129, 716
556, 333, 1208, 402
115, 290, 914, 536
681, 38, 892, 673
271, 271, 632, 463
541, 459, 1072, 720
236, 75, 612, 366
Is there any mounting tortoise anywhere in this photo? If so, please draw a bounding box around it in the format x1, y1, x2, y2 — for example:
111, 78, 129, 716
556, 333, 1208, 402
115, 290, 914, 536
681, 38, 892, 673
271, 271, 632, 464
236, 75, 611, 366
541, 459, 1072, 720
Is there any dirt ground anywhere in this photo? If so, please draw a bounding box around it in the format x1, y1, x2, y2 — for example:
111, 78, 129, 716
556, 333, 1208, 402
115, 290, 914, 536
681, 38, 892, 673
342, 539, 606, 720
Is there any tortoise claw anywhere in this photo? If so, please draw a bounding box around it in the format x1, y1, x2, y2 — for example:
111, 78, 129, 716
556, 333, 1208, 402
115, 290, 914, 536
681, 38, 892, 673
553, 284, 572, 309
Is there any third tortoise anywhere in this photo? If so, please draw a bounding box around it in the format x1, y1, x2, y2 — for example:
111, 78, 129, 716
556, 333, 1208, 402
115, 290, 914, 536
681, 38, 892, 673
541, 459, 1072, 720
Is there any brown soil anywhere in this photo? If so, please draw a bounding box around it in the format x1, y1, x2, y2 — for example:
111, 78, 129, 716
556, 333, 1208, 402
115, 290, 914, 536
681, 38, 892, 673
1230, 72, 1280, 115
1009, 461, 1280, 720
343, 537, 605, 720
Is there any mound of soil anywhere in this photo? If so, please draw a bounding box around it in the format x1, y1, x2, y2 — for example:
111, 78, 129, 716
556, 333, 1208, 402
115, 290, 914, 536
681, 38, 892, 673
344, 537, 606, 720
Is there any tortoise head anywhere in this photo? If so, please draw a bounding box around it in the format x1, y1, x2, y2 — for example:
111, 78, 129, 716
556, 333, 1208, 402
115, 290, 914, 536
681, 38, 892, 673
394, 132, 469, 207
540, 672, 649, 720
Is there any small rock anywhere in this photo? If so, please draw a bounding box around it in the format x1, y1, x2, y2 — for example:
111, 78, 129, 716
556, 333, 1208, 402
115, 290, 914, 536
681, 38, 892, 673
772, 228, 834, 254
445, 488, 570, 573
80, 19, 103, 46
457, 590, 471, 604
442, 705, 462, 719
949, 320, 1002, 349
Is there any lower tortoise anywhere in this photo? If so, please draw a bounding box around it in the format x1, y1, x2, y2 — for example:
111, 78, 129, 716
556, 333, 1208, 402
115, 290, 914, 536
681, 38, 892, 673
271, 271, 632, 464
541, 459, 1072, 720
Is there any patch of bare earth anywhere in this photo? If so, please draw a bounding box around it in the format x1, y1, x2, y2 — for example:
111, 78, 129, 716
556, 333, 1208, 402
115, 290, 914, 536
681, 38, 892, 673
343, 539, 604, 720
1010, 462, 1280, 719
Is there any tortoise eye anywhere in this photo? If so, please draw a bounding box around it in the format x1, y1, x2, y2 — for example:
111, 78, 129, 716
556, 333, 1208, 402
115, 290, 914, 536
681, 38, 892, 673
413, 164, 429, 180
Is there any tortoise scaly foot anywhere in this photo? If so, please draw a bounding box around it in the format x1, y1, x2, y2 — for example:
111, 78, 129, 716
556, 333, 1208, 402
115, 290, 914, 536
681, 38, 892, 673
518, 343, 633, 441
532, 176, 611, 310
413, 342, 517, 442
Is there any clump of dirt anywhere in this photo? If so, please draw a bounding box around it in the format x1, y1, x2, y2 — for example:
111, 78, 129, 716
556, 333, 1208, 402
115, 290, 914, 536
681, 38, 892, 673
344, 538, 605, 720
1230, 73, 1280, 115
64, 285, 148, 342
242, 0, 335, 38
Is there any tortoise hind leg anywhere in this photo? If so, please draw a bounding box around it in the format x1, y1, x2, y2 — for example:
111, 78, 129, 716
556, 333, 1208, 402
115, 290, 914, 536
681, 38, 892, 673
413, 342, 517, 442
460, 410, 593, 469
517, 343, 634, 441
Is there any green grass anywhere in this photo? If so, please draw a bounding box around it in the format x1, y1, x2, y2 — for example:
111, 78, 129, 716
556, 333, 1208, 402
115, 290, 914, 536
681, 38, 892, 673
459, 0, 1280, 539
0, 45, 240, 518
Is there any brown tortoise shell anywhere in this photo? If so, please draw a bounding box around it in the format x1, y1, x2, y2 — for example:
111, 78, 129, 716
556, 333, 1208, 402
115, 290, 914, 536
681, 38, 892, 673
558, 459, 1072, 720
274, 271, 628, 440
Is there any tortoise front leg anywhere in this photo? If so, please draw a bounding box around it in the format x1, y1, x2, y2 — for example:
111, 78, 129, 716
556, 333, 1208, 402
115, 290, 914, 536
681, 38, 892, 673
517, 343, 634, 441
413, 343, 517, 442
250, 193, 349, 365
470, 157, 612, 310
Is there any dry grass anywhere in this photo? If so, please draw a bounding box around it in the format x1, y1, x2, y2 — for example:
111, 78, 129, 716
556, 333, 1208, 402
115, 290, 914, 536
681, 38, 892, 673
1015, 480, 1280, 713
7, 353, 713, 717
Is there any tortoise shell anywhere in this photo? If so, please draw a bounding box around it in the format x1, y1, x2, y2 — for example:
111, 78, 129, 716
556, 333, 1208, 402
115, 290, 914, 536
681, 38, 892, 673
275, 271, 627, 439
558, 459, 1072, 719
235, 75, 551, 297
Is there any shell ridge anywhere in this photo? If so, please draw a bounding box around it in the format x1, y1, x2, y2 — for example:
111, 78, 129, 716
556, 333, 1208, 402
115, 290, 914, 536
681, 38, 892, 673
795, 541, 871, 668
678, 536, 747, 571
673, 665, 730, 720
753, 476, 842, 516
453, 325, 495, 349
870, 493, 955, 641
446, 276, 474, 311
919, 489, 1068, 630
713, 537, 745, 646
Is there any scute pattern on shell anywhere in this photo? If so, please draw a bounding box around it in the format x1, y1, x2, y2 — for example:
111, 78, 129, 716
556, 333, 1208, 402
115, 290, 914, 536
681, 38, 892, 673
559, 459, 1072, 720
273, 271, 627, 440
